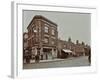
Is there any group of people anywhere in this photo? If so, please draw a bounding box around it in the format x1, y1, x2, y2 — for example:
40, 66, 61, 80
35, 55, 40, 63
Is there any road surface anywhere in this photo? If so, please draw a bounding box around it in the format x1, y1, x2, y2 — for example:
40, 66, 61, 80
23, 56, 90, 69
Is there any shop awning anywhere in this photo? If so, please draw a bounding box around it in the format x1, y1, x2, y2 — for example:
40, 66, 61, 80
62, 49, 72, 53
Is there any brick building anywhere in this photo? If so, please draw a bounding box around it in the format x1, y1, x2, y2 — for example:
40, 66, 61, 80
66, 37, 75, 52
58, 38, 89, 58
23, 32, 28, 50
74, 40, 85, 56
58, 38, 75, 58
23, 32, 30, 63
23, 15, 91, 62
27, 15, 58, 60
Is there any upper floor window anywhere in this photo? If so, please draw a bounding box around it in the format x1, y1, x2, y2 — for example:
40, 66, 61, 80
44, 38, 49, 43
51, 40, 55, 45
44, 26, 49, 33
32, 27, 37, 33
64, 44, 66, 48
51, 29, 55, 35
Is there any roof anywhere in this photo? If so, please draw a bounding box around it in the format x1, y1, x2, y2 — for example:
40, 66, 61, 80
27, 15, 57, 29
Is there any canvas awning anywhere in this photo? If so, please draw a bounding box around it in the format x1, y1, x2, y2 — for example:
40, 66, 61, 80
62, 49, 72, 53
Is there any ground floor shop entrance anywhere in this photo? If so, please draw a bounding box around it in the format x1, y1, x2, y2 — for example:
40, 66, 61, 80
31, 47, 57, 60
43, 48, 52, 60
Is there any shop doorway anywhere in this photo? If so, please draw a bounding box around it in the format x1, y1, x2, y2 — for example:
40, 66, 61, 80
43, 48, 52, 60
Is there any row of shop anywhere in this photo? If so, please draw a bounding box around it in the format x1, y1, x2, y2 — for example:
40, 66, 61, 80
23, 47, 58, 63
23, 46, 86, 63
23, 15, 90, 64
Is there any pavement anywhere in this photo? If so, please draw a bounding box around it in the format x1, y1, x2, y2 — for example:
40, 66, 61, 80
29, 58, 72, 63
23, 56, 90, 69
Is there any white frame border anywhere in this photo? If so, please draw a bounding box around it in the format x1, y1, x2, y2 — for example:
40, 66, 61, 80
11, 1, 97, 78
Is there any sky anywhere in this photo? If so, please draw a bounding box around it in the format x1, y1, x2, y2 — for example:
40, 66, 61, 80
23, 10, 91, 45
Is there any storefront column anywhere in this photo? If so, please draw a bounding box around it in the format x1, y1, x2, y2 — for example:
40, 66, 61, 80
31, 47, 35, 59
83, 49, 85, 56
35, 48, 37, 55
59, 49, 61, 58
32, 47, 34, 54
40, 48, 43, 60
52, 48, 54, 59
55, 49, 57, 58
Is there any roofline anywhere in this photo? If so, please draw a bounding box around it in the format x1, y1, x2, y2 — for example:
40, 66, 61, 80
27, 15, 57, 29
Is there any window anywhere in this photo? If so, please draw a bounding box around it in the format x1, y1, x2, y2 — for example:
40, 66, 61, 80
31, 29, 33, 35
44, 26, 49, 33
33, 27, 37, 33
64, 44, 66, 47
32, 23, 34, 27
52, 29, 55, 35
44, 38, 49, 43
51, 40, 55, 45
51, 36, 56, 39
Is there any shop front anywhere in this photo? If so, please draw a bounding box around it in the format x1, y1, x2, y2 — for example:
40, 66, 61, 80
31, 46, 57, 60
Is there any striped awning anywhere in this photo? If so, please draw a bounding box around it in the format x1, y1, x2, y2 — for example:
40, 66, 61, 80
62, 49, 72, 53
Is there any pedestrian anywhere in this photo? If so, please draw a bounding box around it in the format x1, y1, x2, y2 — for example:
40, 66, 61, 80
46, 54, 48, 60
37, 55, 40, 62
35, 54, 40, 63
41, 54, 43, 60
88, 49, 91, 64
35, 55, 37, 63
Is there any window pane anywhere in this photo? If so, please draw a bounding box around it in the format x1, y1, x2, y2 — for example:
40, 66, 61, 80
44, 26, 49, 33
52, 29, 55, 35
44, 38, 49, 43
51, 40, 55, 45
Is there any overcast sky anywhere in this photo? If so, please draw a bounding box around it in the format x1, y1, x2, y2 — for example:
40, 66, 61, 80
23, 10, 91, 45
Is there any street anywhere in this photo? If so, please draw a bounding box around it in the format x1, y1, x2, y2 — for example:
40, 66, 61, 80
23, 56, 90, 69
